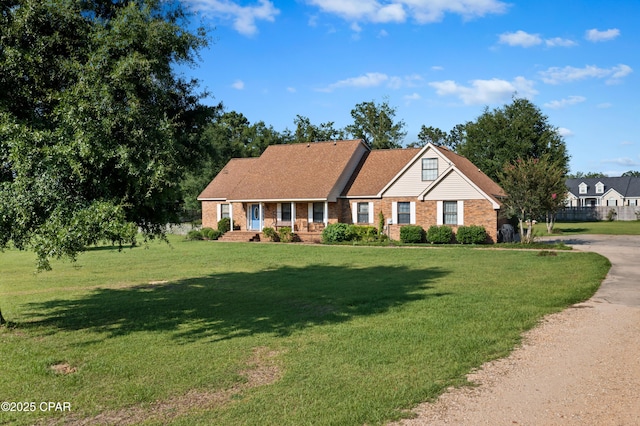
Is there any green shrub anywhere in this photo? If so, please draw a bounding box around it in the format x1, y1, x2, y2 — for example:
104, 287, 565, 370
377, 211, 385, 236
200, 227, 220, 240
217, 217, 231, 234
262, 227, 279, 242
278, 226, 294, 243
455, 225, 487, 244
322, 223, 352, 243
348, 225, 378, 242
606, 209, 617, 221
427, 225, 454, 244
186, 230, 203, 241
400, 225, 426, 243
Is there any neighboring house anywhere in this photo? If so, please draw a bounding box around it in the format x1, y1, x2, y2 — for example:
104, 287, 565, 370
565, 177, 640, 207
198, 139, 507, 242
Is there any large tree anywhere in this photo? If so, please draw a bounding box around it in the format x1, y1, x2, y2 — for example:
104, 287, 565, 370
345, 99, 406, 149
457, 98, 569, 183
293, 115, 345, 143
0, 0, 215, 319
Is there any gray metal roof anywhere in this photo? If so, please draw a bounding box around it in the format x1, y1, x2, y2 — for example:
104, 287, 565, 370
566, 177, 640, 197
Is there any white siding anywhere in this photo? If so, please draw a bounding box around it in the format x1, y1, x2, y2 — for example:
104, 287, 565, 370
383, 147, 450, 197
423, 170, 484, 201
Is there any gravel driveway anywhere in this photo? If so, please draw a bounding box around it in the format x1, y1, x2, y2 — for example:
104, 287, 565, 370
394, 235, 640, 425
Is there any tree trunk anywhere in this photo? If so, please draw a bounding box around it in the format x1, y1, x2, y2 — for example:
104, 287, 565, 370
0, 307, 6, 325
546, 211, 555, 234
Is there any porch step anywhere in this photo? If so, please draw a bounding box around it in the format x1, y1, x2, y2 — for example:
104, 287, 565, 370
218, 231, 261, 242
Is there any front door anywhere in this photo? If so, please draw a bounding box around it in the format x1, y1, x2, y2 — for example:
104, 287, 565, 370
250, 204, 261, 230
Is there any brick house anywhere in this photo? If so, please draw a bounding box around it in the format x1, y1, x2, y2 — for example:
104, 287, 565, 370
198, 139, 507, 242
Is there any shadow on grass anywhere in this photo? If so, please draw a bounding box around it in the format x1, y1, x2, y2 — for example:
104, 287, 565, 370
22, 264, 448, 342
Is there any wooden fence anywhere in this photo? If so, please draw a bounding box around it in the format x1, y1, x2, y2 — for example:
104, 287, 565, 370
557, 206, 640, 221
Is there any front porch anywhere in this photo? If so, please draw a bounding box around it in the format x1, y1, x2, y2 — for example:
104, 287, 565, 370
229, 201, 336, 233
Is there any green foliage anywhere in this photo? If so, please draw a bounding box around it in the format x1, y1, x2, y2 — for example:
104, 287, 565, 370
278, 226, 294, 243
321, 223, 353, 243
456, 225, 487, 244
186, 230, 203, 241
345, 99, 407, 149
606, 209, 617, 222
399, 225, 426, 243
293, 115, 345, 142
262, 227, 279, 242
217, 217, 231, 234
348, 225, 378, 242
377, 211, 385, 236
200, 227, 221, 240
427, 225, 454, 244
0, 0, 215, 269
498, 155, 568, 243
457, 98, 569, 183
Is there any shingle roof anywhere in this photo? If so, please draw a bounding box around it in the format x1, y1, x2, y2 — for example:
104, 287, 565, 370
202, 140, 368, 201
197, 157, 259, 200
436, 145, 507, 204
342, 148, 422, 197
566, 177, 640, 197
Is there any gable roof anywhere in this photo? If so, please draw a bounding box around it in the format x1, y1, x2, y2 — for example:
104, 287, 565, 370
566, 177, 640, 198
342, 148, 422, 197
436, 145, 507, 205
200, 140, 369, 202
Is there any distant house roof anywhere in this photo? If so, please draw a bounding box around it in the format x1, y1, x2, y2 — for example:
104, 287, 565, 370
342, 148, 422, 197
566, 177, 640, 198
437, 146, 507, 205
199, 140, 368, 202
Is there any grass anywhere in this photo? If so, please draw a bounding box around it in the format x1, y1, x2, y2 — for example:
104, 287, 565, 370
0, 237, 610, 425
536, 220, 640, 236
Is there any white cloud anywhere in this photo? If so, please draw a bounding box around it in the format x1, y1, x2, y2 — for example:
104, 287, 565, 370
377, 29, 389, 38
602, 157, 640, 167
232, 80, 245, 90
498, 30, 541, 47
286, 87, 296, 93
184, 0, 279, 36
429, 76, 537, 105
403, 92, 421, 104
544, 95, 586, 109
318, 72, 422, 92
597, 102, 613, 109
557, 128, 574, 138
318, 72, 389, 92
585, 28, 620, 42
539, 64, 633, 85
498, 31, 577, 48
306, 0, 508, 24
431, 65, 444, 71
545, 37, 577, 47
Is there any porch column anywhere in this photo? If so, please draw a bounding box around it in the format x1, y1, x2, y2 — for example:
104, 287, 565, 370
291, 202, 296, 231
229, 203, 234, 232
324, 201, 329, 226
259, 202, 264, 231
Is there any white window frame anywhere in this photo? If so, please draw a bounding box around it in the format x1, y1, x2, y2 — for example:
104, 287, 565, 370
392, 201, 415, 225
596, 182, 605, 194
422, 158, 438, 181
579, 183, 588, 194
437, 201, 464, 226
217, 203, 230, 221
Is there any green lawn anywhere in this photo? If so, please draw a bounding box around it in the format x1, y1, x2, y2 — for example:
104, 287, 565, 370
538, 220, 640, 235
0, 237, 610, 425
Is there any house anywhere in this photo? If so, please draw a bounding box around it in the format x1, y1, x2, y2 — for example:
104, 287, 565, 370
198, 139, 507, 242
565, 177, 640, 207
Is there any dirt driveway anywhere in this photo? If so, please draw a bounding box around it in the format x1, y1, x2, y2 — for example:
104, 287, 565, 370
394, 235, 640, 426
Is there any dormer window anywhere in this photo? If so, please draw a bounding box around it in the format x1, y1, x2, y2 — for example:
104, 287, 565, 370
595, 182, 605, 194
579, 182, 588, 194
422, 158, 438, 181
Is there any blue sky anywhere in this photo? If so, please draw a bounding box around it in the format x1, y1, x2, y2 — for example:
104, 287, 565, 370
180, 0, 638, 176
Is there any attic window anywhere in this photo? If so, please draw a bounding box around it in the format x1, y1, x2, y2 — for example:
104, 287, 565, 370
596, 182, 605, 194
422, 158, 438, 181
579, 183, 588, 194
